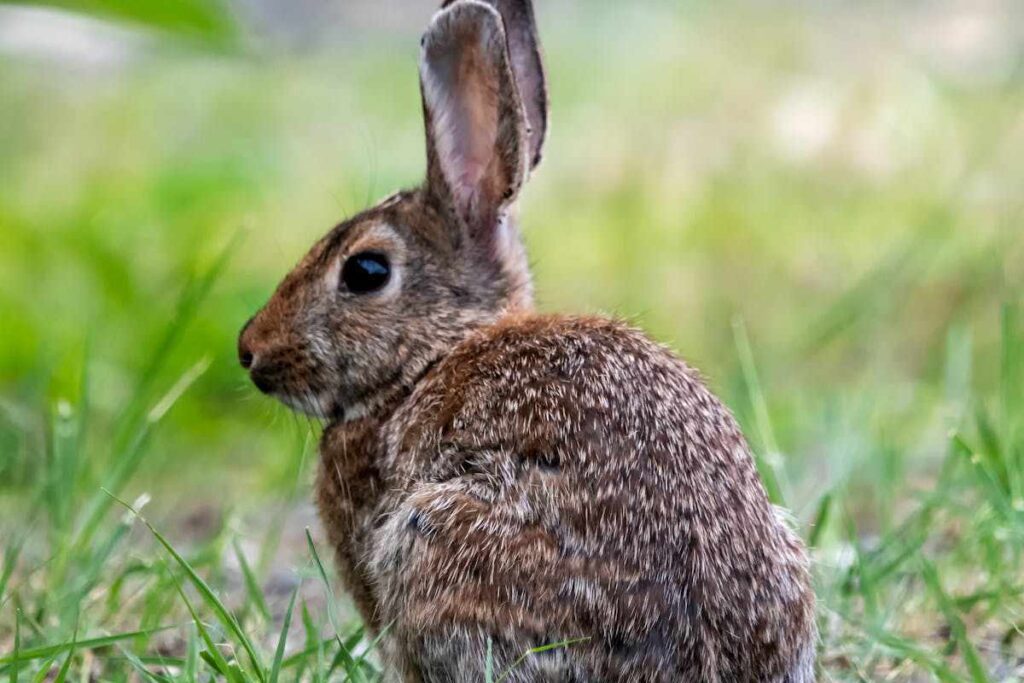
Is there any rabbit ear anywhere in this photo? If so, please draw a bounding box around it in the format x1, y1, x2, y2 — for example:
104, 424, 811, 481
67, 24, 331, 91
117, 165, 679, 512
420, 1, 529, 254
442, 0, 548, 169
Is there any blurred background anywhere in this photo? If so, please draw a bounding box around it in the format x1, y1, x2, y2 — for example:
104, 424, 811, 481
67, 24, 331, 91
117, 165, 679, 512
0, 0, 1023, 679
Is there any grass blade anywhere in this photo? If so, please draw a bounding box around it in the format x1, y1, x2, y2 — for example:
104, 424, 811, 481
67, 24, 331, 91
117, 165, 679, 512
496, 638, 590, 683
74, 231, 238, 553
199, 650, 230, 679
952, 432, 1019, 530
10, 609, 19, 683
326, 626, 369, 679
184, 623, 199, 682
117, 646, 170, 683
233, 538, 271, 623
0, 625, 176, 665
300, 600, 324, 683
280, 636, 334, 670
305, 528, 362, 683
864, 621, 961, 683
28, 653, 60, 683
114, 229, 240, 443
269, 584, 299, 683
173, 576, 236, 682
74, 357, 211, 553
921, 560, 990, 683
732, 317, 787, 505
807, 491, 833, 548
353, 621, 391, 679
108, 491, 266, 681
51, 628, 76, 683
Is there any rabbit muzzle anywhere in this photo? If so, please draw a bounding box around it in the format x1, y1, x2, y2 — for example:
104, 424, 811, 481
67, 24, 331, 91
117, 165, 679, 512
238, 314, 337, 418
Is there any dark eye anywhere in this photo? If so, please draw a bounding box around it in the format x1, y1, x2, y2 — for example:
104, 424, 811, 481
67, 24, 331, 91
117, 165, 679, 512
341, 252, 391, 294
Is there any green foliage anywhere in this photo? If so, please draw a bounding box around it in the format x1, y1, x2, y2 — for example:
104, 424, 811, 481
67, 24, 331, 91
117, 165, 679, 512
0, 0, 238, 46
0, 0, 1023, 680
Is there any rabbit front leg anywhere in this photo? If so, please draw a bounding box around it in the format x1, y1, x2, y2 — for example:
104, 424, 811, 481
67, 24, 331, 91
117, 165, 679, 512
369, 480, 588, 683
315, 418, 389, 631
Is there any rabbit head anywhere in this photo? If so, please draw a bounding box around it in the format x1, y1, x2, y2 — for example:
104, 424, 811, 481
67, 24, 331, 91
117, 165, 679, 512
239, 0, 548, 421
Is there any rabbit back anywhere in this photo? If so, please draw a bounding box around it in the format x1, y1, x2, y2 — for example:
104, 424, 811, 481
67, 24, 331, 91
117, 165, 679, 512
367, 314, 816, 682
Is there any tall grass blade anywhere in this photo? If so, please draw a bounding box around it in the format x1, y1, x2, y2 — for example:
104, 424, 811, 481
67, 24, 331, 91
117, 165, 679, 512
801, 211, 946, 353
74, 357, 210, 552
108, 491, 266, 681
952, 432, 1018, 528
1001, 303, 1021, 439
305, 528, 362, 682
233, 538, 271, 623
28, 653, 60, 683
113, 230, 238, 458
198, 650, 231, 680
47, 400, 78, 545
10, 609, 19, 683
268, 584, 299, 683
300, 600, 325, 683
1000, 303, 1024, 511
353, 621, 391, 678
866, 622, 961, 683
326, 626, 371, 679
51, 628, 75, 683
73, 232, 237, 552
921, 560, 990, 683
944, 324, 972, 421
184, 624, 199, 682
327, 626, 376, 679
173, 576, 236, 682
280, 637, 335, 670
808, 491, 833, 548
732, 317, 787, 505
0, 536, 23, 606
0, 625, 175, 665
117, 646, 168, 683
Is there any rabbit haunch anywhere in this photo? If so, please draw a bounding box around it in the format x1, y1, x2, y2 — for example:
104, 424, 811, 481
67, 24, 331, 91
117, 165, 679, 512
240, 0, 817, 680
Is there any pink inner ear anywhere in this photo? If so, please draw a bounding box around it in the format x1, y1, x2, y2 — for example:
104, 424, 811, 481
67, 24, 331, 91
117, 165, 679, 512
421, 4, 513, 226
436, 46, 500, 214
456, 162, 486, 193
449, 74, 492, 197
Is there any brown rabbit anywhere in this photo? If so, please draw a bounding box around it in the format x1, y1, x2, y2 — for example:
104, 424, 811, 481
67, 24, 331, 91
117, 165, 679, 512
239, 1, 817, 680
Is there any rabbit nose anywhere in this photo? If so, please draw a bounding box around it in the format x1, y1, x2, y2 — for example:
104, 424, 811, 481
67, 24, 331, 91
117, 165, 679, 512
238, 317, 259, 370
239, 344, 277, 394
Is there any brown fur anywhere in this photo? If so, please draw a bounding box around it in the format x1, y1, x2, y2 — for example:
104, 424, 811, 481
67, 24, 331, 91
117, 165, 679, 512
240, 1, 816, 680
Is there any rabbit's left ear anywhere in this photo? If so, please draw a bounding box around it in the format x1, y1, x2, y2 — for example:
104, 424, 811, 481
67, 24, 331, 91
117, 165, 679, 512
420, 1, 529, 253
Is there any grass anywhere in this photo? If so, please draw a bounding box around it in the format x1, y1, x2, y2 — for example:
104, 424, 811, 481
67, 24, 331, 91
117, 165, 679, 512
1, 0, 1023, 679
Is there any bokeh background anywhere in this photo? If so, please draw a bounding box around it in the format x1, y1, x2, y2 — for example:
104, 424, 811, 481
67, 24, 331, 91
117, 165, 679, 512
1, 0, 1023, 680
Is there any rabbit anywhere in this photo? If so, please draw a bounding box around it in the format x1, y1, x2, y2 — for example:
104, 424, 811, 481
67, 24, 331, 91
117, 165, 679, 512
238, 0, 817, 680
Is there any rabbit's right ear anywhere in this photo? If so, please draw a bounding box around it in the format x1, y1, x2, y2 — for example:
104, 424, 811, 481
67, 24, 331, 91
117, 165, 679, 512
419, 1, 529, 258
441, 0, 548, 169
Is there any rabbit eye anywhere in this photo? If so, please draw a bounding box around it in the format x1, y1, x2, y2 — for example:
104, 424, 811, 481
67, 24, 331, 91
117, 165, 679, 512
341, 252, 391, 294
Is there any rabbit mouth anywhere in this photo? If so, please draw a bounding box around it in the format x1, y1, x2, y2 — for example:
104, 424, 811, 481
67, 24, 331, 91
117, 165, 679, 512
243, 352, 339, 419
277, 389, 337, 420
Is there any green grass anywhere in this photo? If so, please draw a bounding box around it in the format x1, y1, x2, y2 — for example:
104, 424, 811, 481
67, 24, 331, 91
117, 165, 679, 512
1, 0, 1023, 679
